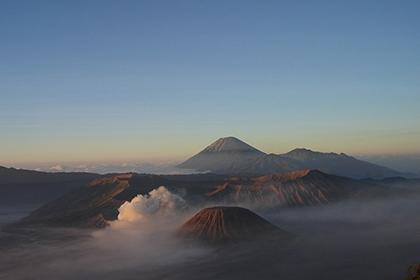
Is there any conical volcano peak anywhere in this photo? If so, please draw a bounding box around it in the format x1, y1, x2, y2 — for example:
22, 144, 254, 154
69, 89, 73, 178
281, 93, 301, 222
177, 206, 289, 243
177, 137, 265, 172
203, 137, 263, 153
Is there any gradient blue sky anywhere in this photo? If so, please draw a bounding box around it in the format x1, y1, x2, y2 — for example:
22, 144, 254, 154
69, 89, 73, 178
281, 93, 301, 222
1, 0, 420, 166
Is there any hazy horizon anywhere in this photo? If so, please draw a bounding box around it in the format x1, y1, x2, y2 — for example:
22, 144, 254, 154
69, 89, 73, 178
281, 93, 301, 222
2, 136, 420, 174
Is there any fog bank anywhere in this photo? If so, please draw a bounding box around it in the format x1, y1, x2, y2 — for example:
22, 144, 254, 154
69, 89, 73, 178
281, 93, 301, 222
1, 189, 420, 280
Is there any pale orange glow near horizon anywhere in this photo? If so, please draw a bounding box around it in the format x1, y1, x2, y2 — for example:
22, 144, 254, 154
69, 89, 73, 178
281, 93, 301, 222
2, 130, 420, 168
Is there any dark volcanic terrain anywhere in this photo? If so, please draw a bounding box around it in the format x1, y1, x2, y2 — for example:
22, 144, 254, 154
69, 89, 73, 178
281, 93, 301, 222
14, 170, 409, 228
0, 165, 419, 280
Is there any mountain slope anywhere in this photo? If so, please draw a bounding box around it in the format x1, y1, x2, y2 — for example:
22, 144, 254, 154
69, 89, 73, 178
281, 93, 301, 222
177, 137, 265, 173
19, 174, 133, 227
280, 148, 402, 179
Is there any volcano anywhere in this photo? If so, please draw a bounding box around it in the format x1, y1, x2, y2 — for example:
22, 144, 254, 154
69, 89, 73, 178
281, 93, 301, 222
177, 206, 289, 243
177, 137, 265, 174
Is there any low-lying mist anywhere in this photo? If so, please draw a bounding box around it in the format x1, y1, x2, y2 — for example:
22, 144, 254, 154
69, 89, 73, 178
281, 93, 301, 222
0, 187, 212, 280
1, 186, 420, 280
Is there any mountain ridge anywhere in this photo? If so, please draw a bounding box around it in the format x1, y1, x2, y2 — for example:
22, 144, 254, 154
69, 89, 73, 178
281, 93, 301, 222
15, 169, 406, 228
178, 137, 404, 179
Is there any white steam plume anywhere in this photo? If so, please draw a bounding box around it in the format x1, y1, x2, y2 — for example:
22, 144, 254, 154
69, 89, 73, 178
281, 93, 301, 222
116, 186, 186, 223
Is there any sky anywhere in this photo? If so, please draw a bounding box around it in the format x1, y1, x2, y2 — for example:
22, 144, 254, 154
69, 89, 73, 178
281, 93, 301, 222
1, 0, 420, 168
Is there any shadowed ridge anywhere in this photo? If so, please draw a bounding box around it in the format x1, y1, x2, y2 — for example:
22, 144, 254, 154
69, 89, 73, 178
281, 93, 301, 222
253, 169, 328, 183
283, 148, 341, 160
0, 166, 100, 205
88, 173, 134, 187
17, 174, 134, 228
280, 148, 401, 179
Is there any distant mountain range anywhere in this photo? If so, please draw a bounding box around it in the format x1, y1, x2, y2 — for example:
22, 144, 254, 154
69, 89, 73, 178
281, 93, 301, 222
178, 137, 405, 179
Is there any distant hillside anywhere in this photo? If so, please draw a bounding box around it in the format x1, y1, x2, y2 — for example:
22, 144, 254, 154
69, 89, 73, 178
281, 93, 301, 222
0, 166, 99, 204
280, 148, 402, 179
178, 137, 404, 179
